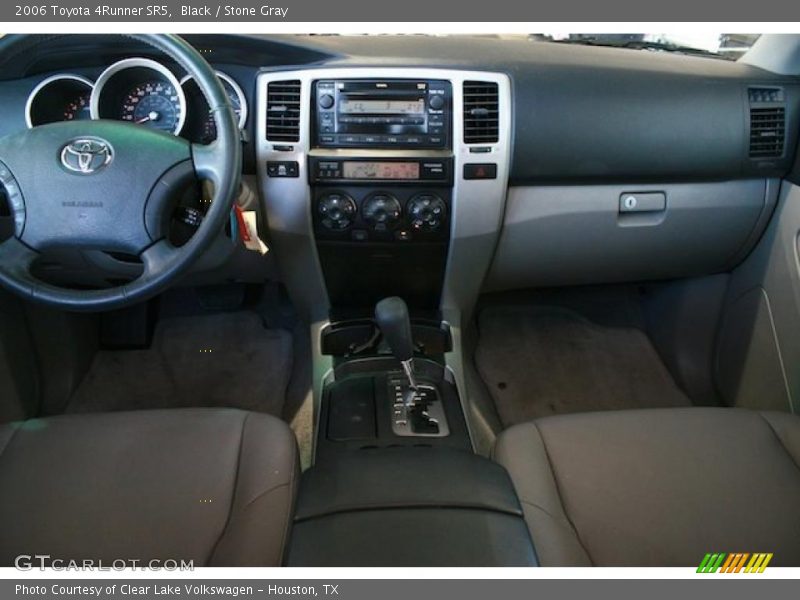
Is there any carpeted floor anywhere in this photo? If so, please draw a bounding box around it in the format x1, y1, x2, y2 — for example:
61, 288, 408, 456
67, 312, 293, 417
475, 305, 691, 426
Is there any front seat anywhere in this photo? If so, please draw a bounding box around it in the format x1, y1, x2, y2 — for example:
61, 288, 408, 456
0, 408, 298, 566
493, 407, 800, 566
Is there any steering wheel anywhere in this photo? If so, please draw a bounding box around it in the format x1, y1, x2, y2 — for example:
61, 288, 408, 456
0, 34, 241, 312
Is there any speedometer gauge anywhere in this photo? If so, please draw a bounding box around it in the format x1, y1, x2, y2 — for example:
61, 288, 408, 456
90, 57, 187, 135
120, 81, 183, 133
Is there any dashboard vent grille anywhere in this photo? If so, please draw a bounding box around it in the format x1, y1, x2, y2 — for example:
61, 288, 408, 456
463, 81, 499, 144
749, 87, 785, 159
266, 80, 301, 142
750, 107, 785, 158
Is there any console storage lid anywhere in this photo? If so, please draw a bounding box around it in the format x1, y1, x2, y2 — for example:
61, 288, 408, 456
287, 447, 538, 566
296, 446, 523, 519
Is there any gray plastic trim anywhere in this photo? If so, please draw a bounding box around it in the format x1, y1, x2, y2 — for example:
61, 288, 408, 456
741, 34, 800, 76
485, 180, 774, 291
720, 180, 800, 414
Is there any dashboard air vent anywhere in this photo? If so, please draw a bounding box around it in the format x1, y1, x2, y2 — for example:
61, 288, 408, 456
748, 87, 785, 159
266, 80, 301, 142
463, 81, 499, 144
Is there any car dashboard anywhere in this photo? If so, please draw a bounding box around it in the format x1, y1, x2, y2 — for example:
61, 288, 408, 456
0, 33, 799, 317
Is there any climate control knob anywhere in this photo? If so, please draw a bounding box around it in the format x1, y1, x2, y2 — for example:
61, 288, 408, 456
407, 193, 447, 232
318, 192, 357, 230
362, 193, 402, 231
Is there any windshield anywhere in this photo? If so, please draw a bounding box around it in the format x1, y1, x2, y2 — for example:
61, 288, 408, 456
531, 33, 761, 60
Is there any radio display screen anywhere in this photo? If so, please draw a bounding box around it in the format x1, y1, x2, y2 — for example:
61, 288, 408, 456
342, 161, 420, 180
339, 99, 425, 115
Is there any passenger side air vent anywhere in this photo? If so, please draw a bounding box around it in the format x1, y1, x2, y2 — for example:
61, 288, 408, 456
748, 87, 785, 159
266, 80, 301, 142
463, 81, 499, 144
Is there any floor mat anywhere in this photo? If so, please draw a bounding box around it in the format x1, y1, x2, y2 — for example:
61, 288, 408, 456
475, 305, 691, 426
67, 312, 292, 416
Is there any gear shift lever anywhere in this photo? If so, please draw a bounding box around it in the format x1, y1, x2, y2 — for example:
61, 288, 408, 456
375, 297, 419, 392
376, 297, 447, 437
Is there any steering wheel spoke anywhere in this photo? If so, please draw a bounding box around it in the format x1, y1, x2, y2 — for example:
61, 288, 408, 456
140, 239, 179, 279
0, 237, 40, 296
0, 236, 38, 272
191, 141, 225, 185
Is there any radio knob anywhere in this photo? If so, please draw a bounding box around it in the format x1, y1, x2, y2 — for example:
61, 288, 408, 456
318, 192, 356, 230
407, 194, 447, 232
319, 94, 335, 109
428, 95, 445, 110
362, 193, 402, 231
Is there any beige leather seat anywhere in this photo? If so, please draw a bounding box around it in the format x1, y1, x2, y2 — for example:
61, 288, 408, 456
494, 408, 800, 566
0, 408, 298, 566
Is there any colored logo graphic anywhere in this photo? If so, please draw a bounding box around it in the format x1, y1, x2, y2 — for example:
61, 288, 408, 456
697, 553, 773, 573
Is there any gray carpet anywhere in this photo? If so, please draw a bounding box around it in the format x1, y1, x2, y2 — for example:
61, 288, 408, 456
67, 312, 292, 417
475, 306, 691, 426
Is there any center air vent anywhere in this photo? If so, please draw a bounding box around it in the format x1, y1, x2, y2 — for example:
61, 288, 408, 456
748, 87, 785, 159
266, 80, 301, 142
463, 81, 499, 144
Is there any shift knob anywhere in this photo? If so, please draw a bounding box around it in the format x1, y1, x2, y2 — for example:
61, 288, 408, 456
375, 297, 414, 361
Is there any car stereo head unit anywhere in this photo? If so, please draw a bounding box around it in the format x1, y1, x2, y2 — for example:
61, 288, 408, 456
314, 79, 451, 149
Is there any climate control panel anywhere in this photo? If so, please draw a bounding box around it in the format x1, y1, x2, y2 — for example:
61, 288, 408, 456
313, 186, 450, 243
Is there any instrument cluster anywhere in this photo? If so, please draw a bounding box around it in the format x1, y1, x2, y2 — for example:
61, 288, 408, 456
25, 57, 247, 144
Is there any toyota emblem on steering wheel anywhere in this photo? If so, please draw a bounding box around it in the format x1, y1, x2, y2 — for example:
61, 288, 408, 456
60, 138, 114, 174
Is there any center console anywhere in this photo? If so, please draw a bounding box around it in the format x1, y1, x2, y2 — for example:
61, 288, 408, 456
256, 68, 526, 566
256, 68, 511, 319
285, 295, 537, 567
307, 78, 455, 308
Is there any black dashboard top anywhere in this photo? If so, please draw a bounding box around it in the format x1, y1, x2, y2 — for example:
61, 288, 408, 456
1, 33, 799, 183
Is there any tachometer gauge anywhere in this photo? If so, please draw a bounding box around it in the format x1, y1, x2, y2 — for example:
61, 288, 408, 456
25, 74, 94, 127
200, 84, 243, 142
120, 81, 183, 133
63, 91, 92, 121
180, 71, 248, 144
